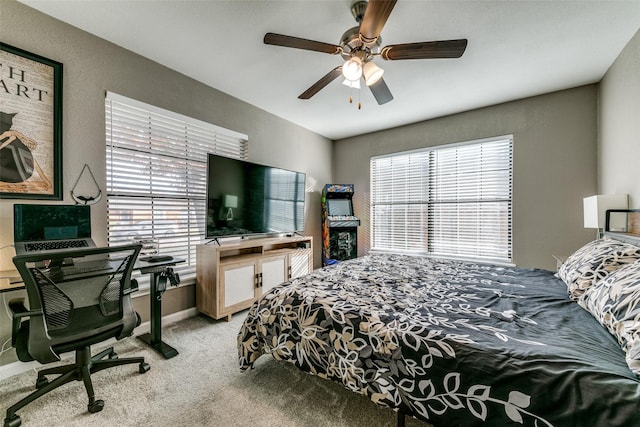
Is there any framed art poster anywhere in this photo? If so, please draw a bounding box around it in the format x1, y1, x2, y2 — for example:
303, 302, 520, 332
0, 43, 63, 200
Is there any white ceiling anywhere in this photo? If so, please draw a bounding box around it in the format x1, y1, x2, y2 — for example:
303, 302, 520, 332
18, 0, 640, 140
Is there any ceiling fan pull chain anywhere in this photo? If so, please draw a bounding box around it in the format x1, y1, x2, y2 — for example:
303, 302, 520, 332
358, 87, 362, 110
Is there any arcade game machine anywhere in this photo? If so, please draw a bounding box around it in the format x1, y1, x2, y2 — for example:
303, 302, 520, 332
321, 184, 360, 266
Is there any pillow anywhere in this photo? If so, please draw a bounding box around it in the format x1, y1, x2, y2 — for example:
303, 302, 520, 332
557, 238, 640, 300
579, 260, 640, 376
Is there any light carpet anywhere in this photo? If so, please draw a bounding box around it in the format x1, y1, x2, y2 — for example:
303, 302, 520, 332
0, 312, 429, 426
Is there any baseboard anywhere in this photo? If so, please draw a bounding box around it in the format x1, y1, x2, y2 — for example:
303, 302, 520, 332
134, 307, 199, 336
0, 307, 199, 382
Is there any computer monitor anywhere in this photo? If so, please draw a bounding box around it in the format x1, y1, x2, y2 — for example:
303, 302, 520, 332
13, 204, 94, 254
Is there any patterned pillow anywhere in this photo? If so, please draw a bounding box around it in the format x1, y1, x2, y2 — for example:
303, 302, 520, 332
557, 238, 640, 300
579, 260, 640, 376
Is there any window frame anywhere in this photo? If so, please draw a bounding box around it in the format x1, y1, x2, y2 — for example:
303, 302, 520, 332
370, 135, 513, 264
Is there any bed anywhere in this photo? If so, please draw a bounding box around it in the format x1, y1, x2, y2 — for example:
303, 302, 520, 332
238, 225, 640, 426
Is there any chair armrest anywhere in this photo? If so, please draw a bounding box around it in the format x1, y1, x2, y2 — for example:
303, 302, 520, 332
8, 298, 40, 347
8, 298, 31, 317
123, 278, 139, 295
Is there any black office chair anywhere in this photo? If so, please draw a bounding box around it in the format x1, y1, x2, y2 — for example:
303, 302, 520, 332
4, 244, 150, 427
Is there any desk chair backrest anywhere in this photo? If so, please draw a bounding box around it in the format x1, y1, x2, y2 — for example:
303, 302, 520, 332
12, 244, 142, 364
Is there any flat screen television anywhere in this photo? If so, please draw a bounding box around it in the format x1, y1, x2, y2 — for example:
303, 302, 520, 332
205, 154, 306, 239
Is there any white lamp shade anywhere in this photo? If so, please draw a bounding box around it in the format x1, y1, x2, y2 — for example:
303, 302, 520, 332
224, 194, 238, 208
583, 194, 628, 228
342, 57, 363, 81
363, 61, 384, 86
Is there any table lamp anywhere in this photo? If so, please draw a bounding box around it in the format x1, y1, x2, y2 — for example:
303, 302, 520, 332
583, 194, 628, 239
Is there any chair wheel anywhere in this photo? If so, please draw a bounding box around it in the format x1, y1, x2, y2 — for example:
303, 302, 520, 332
35, 377, 49, 389
4, 414, 22, 427
139, 362, 150, 374
88, 399, 104, 413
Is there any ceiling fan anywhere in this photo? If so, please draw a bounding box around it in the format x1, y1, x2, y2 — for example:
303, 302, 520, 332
264, 0, 468, 107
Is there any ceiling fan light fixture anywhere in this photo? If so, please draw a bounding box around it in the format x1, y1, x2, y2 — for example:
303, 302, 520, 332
363, 61, 384, 86
342, 56, 363, 81
342, 78, 361, 89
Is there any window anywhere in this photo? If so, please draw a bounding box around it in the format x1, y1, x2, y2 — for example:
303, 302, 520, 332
105, 92, 248, 284
370, 135, 512, 263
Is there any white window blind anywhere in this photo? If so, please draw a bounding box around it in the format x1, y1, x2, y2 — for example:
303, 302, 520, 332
105, 92, 248, 284
370, 135, 513, 263
370, 151, 430, 252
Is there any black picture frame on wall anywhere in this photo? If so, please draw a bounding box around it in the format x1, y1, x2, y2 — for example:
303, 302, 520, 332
0, 42, 63, 200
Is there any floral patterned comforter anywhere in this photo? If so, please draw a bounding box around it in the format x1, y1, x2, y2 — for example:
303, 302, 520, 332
237, 254, 640, 426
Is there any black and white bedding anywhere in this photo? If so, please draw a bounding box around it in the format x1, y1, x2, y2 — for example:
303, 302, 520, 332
238, 252, 640, 426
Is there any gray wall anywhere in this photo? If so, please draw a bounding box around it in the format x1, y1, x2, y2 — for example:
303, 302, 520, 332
599, 28, 640, 204
0, 0, 332, 366
333, 86, 599, 270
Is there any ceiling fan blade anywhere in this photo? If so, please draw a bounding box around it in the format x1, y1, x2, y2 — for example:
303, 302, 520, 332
359, 0, 397, 46
369, 77, 393, 105
381, 39, 468, 60
264, 33, 341, 55
298, 67, 343, 100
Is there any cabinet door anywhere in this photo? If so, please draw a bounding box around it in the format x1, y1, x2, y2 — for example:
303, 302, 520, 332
289, 249, 312, 280
260, 255, 287, 295
221, 262, 257, 308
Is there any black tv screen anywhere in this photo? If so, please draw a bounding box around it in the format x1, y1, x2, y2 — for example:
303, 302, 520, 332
206, 154, 306, 238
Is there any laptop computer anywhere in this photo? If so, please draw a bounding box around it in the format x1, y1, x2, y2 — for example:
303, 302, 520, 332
14, 204, 96, 255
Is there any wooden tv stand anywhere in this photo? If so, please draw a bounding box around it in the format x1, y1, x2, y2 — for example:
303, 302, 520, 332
196, 235, 313, 321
